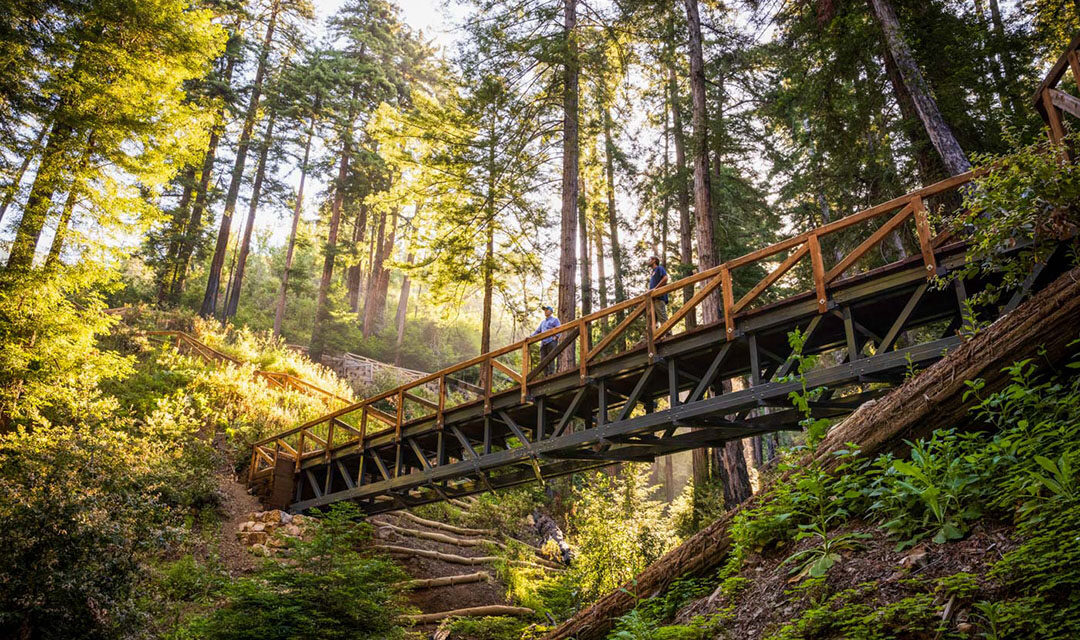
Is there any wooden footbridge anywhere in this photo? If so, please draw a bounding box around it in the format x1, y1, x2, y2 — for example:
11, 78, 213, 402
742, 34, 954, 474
246, 36, 1080, 516
245, 173, 1067, 515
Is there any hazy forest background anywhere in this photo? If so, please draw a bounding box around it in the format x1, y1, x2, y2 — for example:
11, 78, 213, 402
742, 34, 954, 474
1, 0, 1078, 637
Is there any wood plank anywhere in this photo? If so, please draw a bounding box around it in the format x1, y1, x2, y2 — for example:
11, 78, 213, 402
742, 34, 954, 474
491, 358, 522, 384
721, 267, 734, 340
911, 197, 937, 279
825, 203, 913, 283
586, 303, 645, 361
1049, 87, 1080, 120
1043, 89, 1071, 159
733, 243, 808, 314
808, 233, 827, 313
404, 391, 439, 411
655, 271, 725, 339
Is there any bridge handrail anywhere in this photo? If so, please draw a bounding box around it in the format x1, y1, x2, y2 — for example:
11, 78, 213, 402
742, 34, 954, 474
246, 169, 981, 482
1033, 33, 1080, 156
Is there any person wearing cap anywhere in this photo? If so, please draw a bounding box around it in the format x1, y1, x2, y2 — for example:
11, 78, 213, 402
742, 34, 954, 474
647, 256, 669, 326
531, 305, 561, 375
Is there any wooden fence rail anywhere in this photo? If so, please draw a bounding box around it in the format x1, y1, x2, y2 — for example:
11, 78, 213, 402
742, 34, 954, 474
145, 330, 352, 408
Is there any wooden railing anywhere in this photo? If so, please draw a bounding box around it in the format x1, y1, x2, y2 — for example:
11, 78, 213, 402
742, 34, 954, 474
1034, 32, 1080, 157
146, 330, 352, 408
247, 169, 980, 484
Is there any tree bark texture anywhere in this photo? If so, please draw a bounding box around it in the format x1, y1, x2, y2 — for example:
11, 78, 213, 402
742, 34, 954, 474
867, 0, 971, 176
683, 0, 717, 324
558, 0, 580, 373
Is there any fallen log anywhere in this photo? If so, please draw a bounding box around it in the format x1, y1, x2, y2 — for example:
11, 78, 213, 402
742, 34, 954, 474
543, 266, 1080, 640
374, 521, 550, 561
405, 605, 534, 625
447, 498, 473, 511
396, 511, 495, 536
399, 571, 491, 590
376, 545, 563, 572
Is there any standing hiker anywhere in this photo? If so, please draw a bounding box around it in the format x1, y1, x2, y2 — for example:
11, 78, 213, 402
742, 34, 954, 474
647, 256, 669, 326
531, 305, 561, 376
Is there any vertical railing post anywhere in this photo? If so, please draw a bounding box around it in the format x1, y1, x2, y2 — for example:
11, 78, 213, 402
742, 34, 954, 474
395, 389, 404, 441
295, 431, 304, 473
645, 294, 656, 359
808, 234, 828, 314
324, 418, 334, 464
520, 342, 530, 403
721, 267, 735, 340
911, 196, 937, 279
437, 375, 446, 428
484, 359, 493, 414
1042, 89, 1072, 162
578, 318, 588, 382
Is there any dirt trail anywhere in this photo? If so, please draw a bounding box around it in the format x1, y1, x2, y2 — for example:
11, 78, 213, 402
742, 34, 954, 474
216, 469, 263, 575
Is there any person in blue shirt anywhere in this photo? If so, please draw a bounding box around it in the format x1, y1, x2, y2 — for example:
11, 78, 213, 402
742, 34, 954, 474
647, 256, 669, 325
531, 305, 561, 376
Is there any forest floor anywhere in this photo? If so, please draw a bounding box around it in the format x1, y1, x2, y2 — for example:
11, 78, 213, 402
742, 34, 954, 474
369, 499, 559, 639
215, 468, 263, 576
675, 519, 1018, 638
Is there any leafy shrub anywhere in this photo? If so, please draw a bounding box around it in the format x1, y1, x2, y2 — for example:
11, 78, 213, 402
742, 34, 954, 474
867, 431, 987, 549
567, 467, 675, 603
447, 615, 529, 640
947, 132, 1080, 307
185, 503, 411, 639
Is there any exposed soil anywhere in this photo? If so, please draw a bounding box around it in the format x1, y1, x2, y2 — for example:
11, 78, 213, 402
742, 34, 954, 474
675, 519, 1018, 639
216, 469, 263, 575
372, 512, 510, 615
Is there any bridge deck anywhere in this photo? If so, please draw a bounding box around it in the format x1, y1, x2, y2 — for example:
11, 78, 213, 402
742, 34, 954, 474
246, 172, 1066, 515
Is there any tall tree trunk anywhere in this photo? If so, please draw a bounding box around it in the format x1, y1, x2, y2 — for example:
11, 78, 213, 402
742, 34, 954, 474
45, 133, 94, 267
661, 79, 671, 267
6, 119, 72, 269
668, 38, 695, 329
594, 219, 608, 309
602, 107, 625, 304
685, 0, 736, 522
882, 44, 946, 184
578, 171, 592, 317
684, 0, 716, 320
558, 0, 580, 372
171, 48, 239, 300
717, 440, 752, 508
310, 97, 355, 361
273, 109, 316, 337
363, 209, 397, 339
224, 107, 277, 319
362, 211, 385, 333
159, 170, 196, 304
867, 0, 971, 176
346, 205, 367, 313
199, 0, 280, 317
482, 147, 497, 356
393, 252, 414, 366
481, 218, 495, 355
0, 123, 48, 226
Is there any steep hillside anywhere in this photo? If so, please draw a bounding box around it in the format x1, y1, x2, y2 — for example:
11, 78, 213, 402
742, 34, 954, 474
544, 266, 1080, 640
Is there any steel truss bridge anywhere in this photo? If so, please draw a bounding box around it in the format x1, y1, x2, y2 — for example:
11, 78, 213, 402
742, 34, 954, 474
243, 164, 1072, 516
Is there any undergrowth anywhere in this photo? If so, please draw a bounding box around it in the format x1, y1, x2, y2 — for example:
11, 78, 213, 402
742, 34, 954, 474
607, 337, 1080, 639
